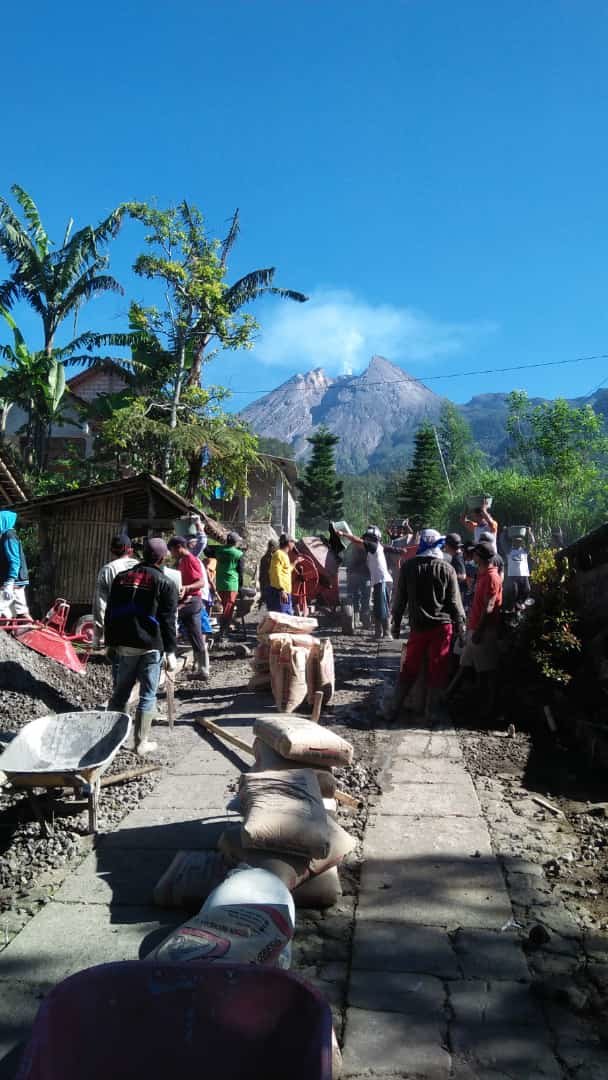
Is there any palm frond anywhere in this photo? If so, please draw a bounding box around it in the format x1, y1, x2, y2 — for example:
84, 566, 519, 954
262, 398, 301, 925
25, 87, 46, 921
0, 212, 36, 263
57, 330, 140, 358
11, 185, 49, 257
224, 268, 308, 312
0, 278, 19, 310
220, 208, 240, 266
57, 274, 124, 322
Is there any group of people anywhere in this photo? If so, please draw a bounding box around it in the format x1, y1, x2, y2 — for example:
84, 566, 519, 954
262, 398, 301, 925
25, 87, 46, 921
90, 520, 246, 755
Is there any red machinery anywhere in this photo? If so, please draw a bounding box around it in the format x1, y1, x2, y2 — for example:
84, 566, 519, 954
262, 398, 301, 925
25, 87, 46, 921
0, 599, 93, 674
291, 537, 341, 616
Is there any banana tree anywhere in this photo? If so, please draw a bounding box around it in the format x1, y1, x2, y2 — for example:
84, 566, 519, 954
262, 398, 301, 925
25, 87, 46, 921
0, 185, 126, 360
0, 307, 66, 470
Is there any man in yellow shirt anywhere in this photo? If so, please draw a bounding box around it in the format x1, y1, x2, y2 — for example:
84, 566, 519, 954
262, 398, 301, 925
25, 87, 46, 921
268, 534, 297, 613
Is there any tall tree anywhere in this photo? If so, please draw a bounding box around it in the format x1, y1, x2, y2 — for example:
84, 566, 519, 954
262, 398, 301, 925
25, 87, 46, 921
398, 423, 446, 529
0, 307, 66, 469
298, 426, 344, 530
0, 185, 125, 359
184, 208, 307, 389
438, 401, 481, 481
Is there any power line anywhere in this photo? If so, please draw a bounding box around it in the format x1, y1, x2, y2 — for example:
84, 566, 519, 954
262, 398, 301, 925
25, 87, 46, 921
227, 353, 608, 397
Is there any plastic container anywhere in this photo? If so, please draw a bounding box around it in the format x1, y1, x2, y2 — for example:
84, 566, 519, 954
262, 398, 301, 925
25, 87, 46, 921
173, 514, 198, 537
16, 961, 333, 1080
507, 525, 527, 540
466, 494, 493, 511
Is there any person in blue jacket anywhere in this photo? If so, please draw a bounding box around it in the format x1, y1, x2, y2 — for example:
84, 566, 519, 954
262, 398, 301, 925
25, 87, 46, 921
0, 509, 30, 618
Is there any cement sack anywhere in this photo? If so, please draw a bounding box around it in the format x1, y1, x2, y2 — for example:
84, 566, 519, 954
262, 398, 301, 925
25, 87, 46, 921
254, 714, 354, 768
309, 816, 357, 875
220, 816, 356, 882
252, 632, 317, 675
253, 737, 337, 798
239, 768, 330, 859
248, 671, 272, 690
153, 850, 229, 911
218, 825, 310, 888
258, 612, 318, 638
306, 638, 335, 706
293, 865, 341, 910
151, 867, 295, 968
270, 640, 309, 713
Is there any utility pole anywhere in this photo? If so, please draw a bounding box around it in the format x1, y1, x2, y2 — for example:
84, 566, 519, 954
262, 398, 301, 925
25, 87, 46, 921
432, 425, 452, 495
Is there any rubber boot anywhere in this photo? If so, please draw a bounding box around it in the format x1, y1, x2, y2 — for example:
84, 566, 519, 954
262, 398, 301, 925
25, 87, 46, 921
135, 708, 158, 756
374, 618, 383, 639
382, 619, 393, 640
381, 679, 412, 724
191, 645, 210, 681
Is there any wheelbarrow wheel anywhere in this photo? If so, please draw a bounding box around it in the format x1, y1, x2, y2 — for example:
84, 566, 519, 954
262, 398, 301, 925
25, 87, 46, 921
341, 604, 355, 636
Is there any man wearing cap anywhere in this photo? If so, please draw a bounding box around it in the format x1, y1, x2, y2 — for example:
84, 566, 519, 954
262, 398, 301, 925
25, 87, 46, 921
92, 534, 138, 648
105, 537, 178, 756
386, 528, 465, 721
211, 531, 244, 642
458, 540, 503, 710
478, 529, 505, 579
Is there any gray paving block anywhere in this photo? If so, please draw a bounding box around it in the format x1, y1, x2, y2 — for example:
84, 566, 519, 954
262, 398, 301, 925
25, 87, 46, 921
343, 1006, 451, 1078
375, 778, 481, 818
449, 979, 545, 1027
380, 756, 468, 785
364, 813, 493, 860
56, 849, 173, 906
349, 970, 445, 1014
358, 854, 513, 930
451, 1031, 562, 1079
167, 747, 248, 775
144, 772, 236, 809
352, 920, 460, 978
100, 809, 239, 850
0, 902, 179, 986
392, 732, 463, 759
451, 928, 530, 981
0, 981, 45, 1075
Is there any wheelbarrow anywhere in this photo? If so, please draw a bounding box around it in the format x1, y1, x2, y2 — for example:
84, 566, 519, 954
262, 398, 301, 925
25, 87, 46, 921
0, 598, 92, 674
0, 710, 130, 834
16, 961, 333, 1080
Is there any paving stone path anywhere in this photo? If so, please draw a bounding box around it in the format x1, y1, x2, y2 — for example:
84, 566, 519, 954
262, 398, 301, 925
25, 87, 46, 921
342, 639, 566, 1079
0, 638, 586, 1078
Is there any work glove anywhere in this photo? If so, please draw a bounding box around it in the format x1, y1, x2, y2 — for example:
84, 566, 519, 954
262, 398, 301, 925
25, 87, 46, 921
165, 653, 178, 672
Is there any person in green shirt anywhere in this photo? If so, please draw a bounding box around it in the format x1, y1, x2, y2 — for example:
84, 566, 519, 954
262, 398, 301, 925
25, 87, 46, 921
212, 532, 244, 642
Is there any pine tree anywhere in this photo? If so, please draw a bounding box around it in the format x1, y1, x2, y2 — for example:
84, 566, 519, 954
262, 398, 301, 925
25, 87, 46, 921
298, 426, 344, 531
398, 423, 446, 529
438, 402, 480, 481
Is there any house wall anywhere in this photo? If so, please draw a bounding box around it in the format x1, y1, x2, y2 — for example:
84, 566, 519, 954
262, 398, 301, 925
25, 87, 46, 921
37, 492, 126, 610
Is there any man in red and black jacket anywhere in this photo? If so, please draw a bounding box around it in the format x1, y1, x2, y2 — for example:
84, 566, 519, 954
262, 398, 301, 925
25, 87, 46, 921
105, 537, 178, 756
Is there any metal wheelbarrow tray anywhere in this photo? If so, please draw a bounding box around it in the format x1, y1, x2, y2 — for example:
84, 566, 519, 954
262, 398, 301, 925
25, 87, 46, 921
0, 710, 131, 833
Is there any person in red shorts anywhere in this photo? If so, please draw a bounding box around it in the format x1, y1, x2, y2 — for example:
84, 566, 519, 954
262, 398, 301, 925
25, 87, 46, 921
385, 529, 465, 722
167, 536, 210, 679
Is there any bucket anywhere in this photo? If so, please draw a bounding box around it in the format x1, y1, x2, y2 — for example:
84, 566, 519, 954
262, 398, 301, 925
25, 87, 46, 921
465, 494, 493, 511
173, 515, 198, 537
508, 525, 527, 540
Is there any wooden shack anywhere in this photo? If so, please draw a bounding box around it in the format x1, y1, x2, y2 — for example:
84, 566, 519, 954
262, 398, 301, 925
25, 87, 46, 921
12, 474, 224, 614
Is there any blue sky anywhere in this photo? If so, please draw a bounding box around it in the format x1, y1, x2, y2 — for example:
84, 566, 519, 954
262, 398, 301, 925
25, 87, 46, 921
2, 0, 608, 408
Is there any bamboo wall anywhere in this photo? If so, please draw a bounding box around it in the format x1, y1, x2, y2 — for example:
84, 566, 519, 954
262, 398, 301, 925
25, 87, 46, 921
40, 492, 125, 607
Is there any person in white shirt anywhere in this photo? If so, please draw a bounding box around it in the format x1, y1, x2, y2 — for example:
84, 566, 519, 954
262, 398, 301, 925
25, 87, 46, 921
92, 535, 138, 648
338, 525, 393, 639
506, 537, 531, 609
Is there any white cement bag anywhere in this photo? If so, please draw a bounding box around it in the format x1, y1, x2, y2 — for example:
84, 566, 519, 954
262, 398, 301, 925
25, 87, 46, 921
239, 768, 330, 859
153, 851, 229, 911
152, 867, 295, 968
253, 737, 337, 798
258, 612, 318, 638
306, 638, 335, 705
254, 715, 354, 768
293, 865, 341, 909
270, 640, 309, 713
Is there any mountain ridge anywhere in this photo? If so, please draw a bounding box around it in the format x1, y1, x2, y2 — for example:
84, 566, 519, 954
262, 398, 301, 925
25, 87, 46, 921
240, 356, 606, 473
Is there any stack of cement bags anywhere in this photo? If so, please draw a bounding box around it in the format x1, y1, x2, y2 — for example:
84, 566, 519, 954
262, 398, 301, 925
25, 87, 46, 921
219, 715, 355, 909
249, 612, 335, 711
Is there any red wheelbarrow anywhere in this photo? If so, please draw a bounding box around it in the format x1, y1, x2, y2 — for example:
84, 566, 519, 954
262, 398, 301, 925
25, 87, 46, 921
0, 598, 92, 674
16, 961, 333, 1080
